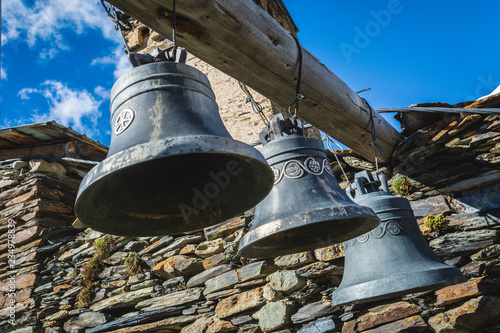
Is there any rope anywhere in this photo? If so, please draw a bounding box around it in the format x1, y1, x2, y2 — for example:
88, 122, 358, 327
368, 105, 386, 173
290, 34, 304, 122
100, 0, 133, 66
322, 133, 351, 186
238, 82, 270, 126
100, 1, 132, 53
172, 0, 177, 58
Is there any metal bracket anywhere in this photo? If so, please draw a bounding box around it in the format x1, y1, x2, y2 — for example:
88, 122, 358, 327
128, 47, 187, 68
259, 113, 304, 145
346, 170, 389, 199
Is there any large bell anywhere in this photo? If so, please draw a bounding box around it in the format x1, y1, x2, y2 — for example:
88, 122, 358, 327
75, 61, 274, 236
331, 171, 466, 306
238, 115, 380, 259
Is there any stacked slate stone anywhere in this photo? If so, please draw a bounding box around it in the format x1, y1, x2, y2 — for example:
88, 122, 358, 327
330, 113, 500, 191
0, 158, 96, 332
332, 112, 500, 332
392, 113, 500, 196
19, 214, 347, 333
2, 112, 500, 333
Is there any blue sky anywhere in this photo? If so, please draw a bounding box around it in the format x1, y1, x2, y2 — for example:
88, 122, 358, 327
2, 1, 499, 147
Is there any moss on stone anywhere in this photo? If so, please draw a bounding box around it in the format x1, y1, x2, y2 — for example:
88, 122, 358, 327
424, 215, 448, 232
392, 176, 411, 196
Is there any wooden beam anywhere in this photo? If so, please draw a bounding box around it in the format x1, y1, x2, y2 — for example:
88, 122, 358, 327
0, 129, 45, 146
377, 107, 500, 114
0, 141, 95, 161
106, 0, 403, 162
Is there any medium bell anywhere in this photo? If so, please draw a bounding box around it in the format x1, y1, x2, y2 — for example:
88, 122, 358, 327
75, 61, 274, 236
331, 171, 466, 306
238, 114, 380, 259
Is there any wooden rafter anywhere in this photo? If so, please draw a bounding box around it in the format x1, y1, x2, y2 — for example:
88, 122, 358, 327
106, 0, 404, 162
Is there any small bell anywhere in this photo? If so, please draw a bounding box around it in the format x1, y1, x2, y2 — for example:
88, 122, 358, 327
238, 114, 380, 259
331, 171, 466, 306
75, 57, 274, 236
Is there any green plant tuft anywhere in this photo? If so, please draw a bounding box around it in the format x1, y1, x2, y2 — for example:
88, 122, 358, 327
76, 235, 116, 308
124, 252, 142, 276
77, 284, 94, 307
392, 176, 412, 196
424, 215, 448, 232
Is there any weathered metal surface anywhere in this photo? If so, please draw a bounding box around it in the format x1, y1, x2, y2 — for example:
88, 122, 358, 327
238, 115, 380, 259
75, 61, 274, 236
331, 171, 466, 306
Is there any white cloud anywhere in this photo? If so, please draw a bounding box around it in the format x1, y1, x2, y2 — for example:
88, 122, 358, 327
114, 52, 132, 79
39, 47, 66, 60
2, 0, 120, 58
1, 0, 139, 138
93, 86, 110, 100
2, 0, 127, 118
18, 88, 40, 100
91, 45, 131, 79
1, 111, 41, 129
1, 66, 6, 81
19, 80, 103, 137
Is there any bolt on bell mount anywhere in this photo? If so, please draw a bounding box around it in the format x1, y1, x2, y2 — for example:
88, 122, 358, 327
75, 51, 274, 236
238, 114, 381, 259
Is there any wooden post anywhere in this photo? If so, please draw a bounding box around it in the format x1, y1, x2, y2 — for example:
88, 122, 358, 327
106, 0, 403, 162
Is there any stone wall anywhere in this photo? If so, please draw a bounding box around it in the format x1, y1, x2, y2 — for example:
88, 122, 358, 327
0, 157, 98, 331
1, 113, 500, 333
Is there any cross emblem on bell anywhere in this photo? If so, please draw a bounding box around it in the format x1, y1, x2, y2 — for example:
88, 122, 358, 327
114, 109, 135, 134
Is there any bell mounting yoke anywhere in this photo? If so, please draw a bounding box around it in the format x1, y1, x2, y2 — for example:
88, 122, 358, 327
128, 47, 188, 68
347, 170, 390, 199
259, 114, 304, 146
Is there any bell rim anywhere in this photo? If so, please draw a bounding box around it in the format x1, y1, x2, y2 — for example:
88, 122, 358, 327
331, 265, 466, 307
75, 135, 274, 236
77, 135, 270, 196
238, 206, 380, 259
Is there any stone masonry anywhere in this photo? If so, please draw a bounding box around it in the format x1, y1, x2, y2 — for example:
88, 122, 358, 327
1, 111, 500, 332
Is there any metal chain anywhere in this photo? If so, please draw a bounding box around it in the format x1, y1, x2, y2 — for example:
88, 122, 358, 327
100, 0, 132, 55
368, 104, 387, 173
322, 133, 351, 186
238, 82, 270, 126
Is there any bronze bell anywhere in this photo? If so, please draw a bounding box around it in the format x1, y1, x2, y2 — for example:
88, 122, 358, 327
331, 171, 466, 306
238, 114, 380, 259
75, 60, 274, 236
